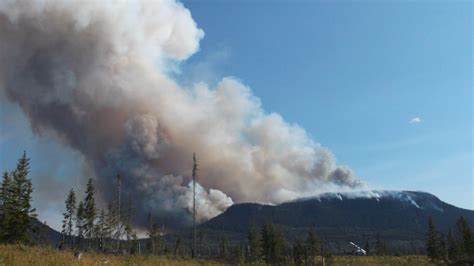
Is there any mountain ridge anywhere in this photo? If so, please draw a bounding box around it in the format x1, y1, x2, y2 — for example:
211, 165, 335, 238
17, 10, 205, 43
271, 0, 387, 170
201, 190, 474, 254
34, 190, 473, 254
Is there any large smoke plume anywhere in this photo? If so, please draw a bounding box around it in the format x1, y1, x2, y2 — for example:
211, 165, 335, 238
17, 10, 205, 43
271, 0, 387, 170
0, 0, 364, 228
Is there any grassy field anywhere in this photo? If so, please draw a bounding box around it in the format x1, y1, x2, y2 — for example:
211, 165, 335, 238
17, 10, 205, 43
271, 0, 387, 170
0, 244, 433, 265
0, 245, 218, 265
327, 255, 433, 266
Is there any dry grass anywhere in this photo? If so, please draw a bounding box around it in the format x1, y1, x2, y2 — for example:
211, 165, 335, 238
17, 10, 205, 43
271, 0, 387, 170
0, 244, 433, 266
330, 255, 433, 266
0, 244, 218, 266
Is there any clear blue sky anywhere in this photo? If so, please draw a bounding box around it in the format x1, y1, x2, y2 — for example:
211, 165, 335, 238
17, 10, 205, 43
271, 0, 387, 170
0, 0, 472, 229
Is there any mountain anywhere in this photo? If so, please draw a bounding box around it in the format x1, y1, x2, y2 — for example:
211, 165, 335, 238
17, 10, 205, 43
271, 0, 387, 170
201, 190, 474, 254
27, 190, 474, 255
31, 218, 64, 245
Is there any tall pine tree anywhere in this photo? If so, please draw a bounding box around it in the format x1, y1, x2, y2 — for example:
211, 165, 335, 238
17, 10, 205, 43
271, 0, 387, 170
83, 179, 96, 239
96, 209, 109, 251
305, 227, 320, 263
106, 202, 118, 240
76, 201, 85, 241
261, 222, 287, 264
6, 152, 37, 244
426, 216, 446, 261
0, 172, 12, 242
454, 216, 474, 263
293, 240, 305, 266
246, 224, 261, 262
447, 230, 460, 263
61, 188, 76, 247
0, 172, 9, 214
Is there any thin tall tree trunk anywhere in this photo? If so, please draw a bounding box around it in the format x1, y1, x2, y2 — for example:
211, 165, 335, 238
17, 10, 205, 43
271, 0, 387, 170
116, 175, 121, 252
192, 153, 197, 258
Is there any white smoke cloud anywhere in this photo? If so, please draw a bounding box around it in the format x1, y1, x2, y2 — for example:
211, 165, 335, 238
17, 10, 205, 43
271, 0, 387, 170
0, 0, 365, 227
179, 181, 234, 222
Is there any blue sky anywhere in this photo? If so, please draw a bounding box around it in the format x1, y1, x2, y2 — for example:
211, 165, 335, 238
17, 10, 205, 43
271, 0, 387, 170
0, 0, 472, 229
179, 0, 472, 208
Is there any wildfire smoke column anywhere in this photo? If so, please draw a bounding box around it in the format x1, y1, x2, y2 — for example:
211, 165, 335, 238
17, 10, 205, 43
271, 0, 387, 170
0, 0, 364, 228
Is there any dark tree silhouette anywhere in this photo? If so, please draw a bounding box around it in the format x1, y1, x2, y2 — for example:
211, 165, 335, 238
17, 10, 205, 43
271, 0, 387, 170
61, 188, 76, 247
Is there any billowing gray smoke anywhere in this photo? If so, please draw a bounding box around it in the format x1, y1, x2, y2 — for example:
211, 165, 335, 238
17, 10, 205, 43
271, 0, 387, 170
0, 0, 364, 228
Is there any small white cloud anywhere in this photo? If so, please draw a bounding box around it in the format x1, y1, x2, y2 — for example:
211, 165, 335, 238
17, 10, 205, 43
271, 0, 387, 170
409, 117, 422, 124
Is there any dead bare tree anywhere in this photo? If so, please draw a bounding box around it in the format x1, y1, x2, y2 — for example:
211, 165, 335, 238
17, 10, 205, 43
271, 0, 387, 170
192, 153, 198, 258
116, 174, 122, 252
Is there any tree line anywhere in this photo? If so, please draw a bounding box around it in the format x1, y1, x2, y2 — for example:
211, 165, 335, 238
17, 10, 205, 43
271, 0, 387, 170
60, 171, 176, 255
59, 175, 162, 254
426, 215, 474, 265
215, 222, 327, 265
0, 152, 157, 254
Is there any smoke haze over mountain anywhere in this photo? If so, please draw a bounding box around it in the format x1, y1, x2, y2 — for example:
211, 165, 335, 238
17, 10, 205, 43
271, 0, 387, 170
0, 0, 364, 228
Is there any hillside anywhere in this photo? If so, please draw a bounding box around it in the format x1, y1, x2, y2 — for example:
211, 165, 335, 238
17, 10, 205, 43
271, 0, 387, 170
31, 219, 64, 245
201, 190, 474, 254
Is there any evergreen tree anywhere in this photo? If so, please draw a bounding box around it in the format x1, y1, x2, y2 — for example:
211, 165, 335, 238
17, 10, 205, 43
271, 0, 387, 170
219, 235, 228, 259
100, 203, 117, 251
0, 172, 9, 214
0, 171, 13, 242
105, 203, 118, 249
454, 216, 474, 263
261, 222, 287, 264
5, 152, 37, 244
426, 216, 444, 261
124, 223, 135, 252
97, 209, 109, 250
446, 230, 460, 263
61, 188, 76, 247
83, 179, 96, 239
230, 243, 245, 264
246, 224, 261, 262
305, 227, 320, 263
293, 240, 305, 266
76, 201, 85, 241
260, 222, 272, 263
439, 233, 447, 260
106, 202, 118, 240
